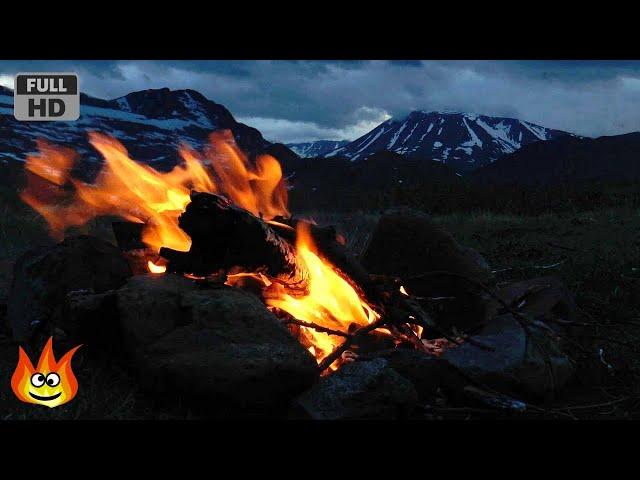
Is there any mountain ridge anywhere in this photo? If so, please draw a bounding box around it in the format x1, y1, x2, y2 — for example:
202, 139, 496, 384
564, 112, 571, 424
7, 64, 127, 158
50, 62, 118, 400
471, 132, 640, 185
286, 140, 349, 158
0, 86, 272, 173
326, 110, 574, 172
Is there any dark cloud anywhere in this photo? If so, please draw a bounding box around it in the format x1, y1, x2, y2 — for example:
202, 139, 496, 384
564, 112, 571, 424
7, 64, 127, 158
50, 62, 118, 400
1, 60, 640, 142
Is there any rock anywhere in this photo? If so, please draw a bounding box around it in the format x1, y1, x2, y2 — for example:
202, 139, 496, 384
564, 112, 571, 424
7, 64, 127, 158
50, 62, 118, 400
7, 236, 132, 342
362, 209, 491, 283
496, 276, 577, 325
0, 259, 12, 333
441, 314, 574, 400
362, 209, 493, 332
61, 290, 122, 355
116, 274, 196, 348
115, 274, 318, 414
378, 348, 445, 399
293, 359, 418, 420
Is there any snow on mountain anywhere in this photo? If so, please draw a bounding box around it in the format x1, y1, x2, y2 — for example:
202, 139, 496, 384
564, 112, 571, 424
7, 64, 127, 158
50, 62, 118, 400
286, 140, 350, 158
326, 111, 574, 172
0, 87, 270, 174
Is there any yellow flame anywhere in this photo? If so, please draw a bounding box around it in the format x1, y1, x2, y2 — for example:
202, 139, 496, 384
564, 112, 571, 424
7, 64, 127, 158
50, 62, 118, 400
21, 130, 289, 254
265, 223, 379, 370
148, 261, 167, 274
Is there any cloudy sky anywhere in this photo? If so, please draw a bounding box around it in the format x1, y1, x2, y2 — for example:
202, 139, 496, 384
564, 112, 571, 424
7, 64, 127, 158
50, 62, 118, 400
1, 60, 639, 143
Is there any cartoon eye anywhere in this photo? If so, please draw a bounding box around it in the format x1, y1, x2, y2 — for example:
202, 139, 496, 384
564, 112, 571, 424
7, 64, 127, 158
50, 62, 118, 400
46, 373, 60, 387
31, 373, 46, 387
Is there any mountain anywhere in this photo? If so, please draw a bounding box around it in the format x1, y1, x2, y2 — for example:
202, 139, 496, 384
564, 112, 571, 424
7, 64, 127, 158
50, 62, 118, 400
0, 87, 270, 178
327, 111, 573, 172
471, 132, 640, 186
286, 140, 350, 158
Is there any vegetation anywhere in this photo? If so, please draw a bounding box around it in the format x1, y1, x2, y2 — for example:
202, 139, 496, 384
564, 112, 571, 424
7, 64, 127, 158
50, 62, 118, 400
1, 183, 640, 419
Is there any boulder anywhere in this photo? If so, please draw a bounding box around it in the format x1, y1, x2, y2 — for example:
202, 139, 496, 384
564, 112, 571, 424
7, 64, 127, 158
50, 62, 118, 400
362, 209, 491, 283
7, 236, 132, 342
362, 209, 493, 331
379, 348, 445, 400
441, 314, 574, 400
496, 276, 577, 326
115, 274, 318, 414
293, 358, 418, 419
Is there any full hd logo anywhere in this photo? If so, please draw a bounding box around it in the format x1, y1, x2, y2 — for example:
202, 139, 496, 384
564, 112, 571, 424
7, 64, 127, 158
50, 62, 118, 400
14, 73, 79, 121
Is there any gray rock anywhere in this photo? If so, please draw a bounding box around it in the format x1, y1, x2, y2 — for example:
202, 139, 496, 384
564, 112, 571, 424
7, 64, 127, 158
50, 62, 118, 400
362, 209, 491, 283
293, 359, 418, 420
115, 274, 318, 413
496, 276, 577, 325
442, 314, 574, 399
362, 210, 493, 332
382, 349, 444, 399
7, 236, 132, 342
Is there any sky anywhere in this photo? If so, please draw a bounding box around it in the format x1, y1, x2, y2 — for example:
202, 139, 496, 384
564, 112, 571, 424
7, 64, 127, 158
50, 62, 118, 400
1, 60, 639, 143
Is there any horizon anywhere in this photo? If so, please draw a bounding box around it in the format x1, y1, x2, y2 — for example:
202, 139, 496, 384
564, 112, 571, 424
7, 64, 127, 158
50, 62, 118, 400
2, 60, 640, 143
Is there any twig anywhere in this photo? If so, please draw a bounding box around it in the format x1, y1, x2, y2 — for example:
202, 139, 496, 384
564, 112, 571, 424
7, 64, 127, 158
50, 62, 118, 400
317, 316, 387, 372
562, 396, 628, 411
281, 317, 350, 338
533, 260, 567, 270
547, 241, 579, 252
406, 271, 535, 334
575, 335, 640, 352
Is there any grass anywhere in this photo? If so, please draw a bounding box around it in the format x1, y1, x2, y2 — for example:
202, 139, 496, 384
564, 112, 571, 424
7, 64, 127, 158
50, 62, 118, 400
2, 193, 640, 418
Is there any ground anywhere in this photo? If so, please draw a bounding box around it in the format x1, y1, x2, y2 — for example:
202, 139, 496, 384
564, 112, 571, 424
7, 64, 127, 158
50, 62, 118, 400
1, 192, 639, 419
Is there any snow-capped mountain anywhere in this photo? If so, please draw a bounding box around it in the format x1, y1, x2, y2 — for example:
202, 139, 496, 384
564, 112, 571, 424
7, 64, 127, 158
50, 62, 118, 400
0, 86, 270, 175
286, 140, 350, 158
326, 111, 573, 172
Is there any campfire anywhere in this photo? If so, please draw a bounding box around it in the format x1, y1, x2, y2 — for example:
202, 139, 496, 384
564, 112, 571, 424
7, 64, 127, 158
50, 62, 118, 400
20, 130, 432, 373
9, 127, 581, 418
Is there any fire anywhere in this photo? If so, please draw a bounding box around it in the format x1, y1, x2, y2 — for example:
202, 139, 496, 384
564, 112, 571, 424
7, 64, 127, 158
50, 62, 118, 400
11, 337, 81, 408
21, 130, 289, 253
22, 130, 380, 370
264, 223, 379, 370
148, 260, 167, 274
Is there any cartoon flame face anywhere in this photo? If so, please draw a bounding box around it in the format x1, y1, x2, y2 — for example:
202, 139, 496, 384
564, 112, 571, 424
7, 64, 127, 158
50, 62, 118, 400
11, 337, 81, 408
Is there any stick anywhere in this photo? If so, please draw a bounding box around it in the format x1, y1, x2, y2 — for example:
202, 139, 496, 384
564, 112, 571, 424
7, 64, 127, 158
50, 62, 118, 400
317, 316, 387, 372
281, 317, 350, 338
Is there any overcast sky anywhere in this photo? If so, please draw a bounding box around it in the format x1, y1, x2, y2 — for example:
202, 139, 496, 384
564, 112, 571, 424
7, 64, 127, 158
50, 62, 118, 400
1, 60, 639, 143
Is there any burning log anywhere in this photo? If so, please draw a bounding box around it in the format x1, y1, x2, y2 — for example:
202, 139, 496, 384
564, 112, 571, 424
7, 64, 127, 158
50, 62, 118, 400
159, 191, 309, 293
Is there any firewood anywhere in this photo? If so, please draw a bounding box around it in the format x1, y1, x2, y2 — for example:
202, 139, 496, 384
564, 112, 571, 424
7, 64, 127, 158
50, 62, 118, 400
161, 191, 309, 293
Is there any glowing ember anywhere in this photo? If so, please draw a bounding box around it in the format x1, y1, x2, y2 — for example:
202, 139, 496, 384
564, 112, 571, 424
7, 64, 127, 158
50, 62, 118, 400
147, 260, 167, 274
21, 130, 289, 254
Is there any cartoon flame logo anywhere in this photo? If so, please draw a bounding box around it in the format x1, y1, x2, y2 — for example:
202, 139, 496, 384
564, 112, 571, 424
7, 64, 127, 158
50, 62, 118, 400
11, 337, 81, 408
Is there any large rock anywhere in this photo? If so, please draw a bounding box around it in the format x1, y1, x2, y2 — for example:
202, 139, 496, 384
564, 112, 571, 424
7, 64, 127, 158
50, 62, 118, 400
441, 314, 574, 400
496, 276, 577, 325
362, 209, 491, 283
293, 359, 418, 419
379, 348, 445, 400
7, 236, 132, 342
115, 274, 318, 414
362, 209, 493, 332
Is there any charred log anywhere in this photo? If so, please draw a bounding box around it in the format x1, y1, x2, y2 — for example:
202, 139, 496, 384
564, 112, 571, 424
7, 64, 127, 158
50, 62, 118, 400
160, 191, 309, 292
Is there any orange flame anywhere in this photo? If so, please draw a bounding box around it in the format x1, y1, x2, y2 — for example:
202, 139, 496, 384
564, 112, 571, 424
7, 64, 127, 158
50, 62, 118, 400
21, 130, 289, 254
21, 131, 380, 369
262, 223, 379, 370
11, 337, 81, 408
